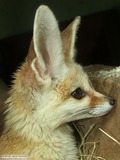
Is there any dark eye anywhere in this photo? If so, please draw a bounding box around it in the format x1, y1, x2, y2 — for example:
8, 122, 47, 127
71, 88, 86, 99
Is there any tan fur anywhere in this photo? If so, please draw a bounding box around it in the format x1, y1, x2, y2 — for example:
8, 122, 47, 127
0, 5, 114, 160
88, 92, 104, 108
61, 17, 80, 62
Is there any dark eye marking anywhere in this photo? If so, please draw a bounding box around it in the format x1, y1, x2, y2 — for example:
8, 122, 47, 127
71, 88, 86, 100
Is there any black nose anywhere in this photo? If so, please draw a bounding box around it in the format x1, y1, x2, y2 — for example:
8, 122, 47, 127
109, 98, 115, 105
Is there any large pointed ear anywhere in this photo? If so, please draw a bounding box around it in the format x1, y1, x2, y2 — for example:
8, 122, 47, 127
27, 5, 67, 84
61, 17, 81, 62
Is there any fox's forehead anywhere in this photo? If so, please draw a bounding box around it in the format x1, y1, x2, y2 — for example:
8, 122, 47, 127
54, 64, 92, 97
69, 64, 91, 91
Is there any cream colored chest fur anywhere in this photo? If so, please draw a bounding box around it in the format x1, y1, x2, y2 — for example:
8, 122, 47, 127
0, 126, 79, 160
29, 131, 79, 160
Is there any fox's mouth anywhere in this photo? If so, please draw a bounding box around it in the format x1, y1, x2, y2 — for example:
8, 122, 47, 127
65, 105, 113, 121
88, 105, 114, 117
88, 110, 110, 117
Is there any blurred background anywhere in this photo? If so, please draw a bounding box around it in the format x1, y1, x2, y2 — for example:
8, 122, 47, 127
0, 0, 120, 84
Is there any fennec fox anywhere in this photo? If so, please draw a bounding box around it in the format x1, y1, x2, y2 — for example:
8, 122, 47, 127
0, 5, 115, 160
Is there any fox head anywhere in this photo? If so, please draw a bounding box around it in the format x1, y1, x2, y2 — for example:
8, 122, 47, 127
6, 5, 115, 134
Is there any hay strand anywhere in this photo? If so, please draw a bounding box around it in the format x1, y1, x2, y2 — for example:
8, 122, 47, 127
99, 128, 120, 146
73, 123, 106, 160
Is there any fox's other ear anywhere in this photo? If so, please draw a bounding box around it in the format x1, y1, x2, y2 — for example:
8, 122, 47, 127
27, 5, 67, 83
61, 17, 80, 62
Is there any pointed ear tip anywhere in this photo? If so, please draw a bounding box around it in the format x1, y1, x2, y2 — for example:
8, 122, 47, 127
75, 16, 81, 24
36, 5, 51, 15
37, 5, 49, 11
71, 16, 81, 31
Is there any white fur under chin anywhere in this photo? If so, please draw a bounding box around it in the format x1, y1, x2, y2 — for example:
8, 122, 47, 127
88, 102, 113, 117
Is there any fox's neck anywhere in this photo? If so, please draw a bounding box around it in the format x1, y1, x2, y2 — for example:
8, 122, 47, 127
5, 94, 74, 143
3, 64, 79, 159
5, 99, 79, 159
5, 79, 72, 143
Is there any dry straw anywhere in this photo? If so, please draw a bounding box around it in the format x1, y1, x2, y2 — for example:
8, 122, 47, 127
73, 123, 106, 160
99, 128, 120, 146
73, 123, 120, 160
